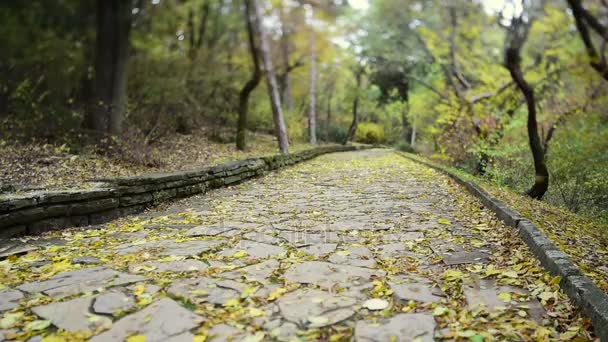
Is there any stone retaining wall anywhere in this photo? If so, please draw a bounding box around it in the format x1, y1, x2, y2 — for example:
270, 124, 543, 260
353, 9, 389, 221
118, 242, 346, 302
0, 145, 362, 239
396, 151, 608, 341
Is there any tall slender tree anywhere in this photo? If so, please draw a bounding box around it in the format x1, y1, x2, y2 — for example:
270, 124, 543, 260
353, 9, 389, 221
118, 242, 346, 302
236, 0, 262, 151
344, 67, 364, 145
279, 4, 294, 111
308, 5, 318, 145
87, 0, 132, 135
504, 6, 549, 199
251, 0, 289, 154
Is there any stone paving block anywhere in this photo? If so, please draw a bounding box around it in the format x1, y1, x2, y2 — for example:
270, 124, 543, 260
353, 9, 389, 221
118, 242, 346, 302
222, 259, 280, 282
219, 240, 285, 259
242, 232, 283, 245
17, 266, 146, 299
207, 324, 249, 342
297, 243, 337, 257
375, 243, 408, 259
167, 277, 241, 305
382, 231, 424, 242
279, 231, 341, 246
463, 278, 544, 321
0, 288, 23, 312
277, 288, 358, 328
389, 277, 443, 304
93, 291, 136, 315
90, 298, 203, 342
284, 261, 385, 291
442, 251, 490, 265
328, 246, 377, 268
267, 321, 300, 341
72, 256, 102, 265
186, 225, 237, 237
32, 296, 111, 332
0, 329, 18, 341
0, 242, 38, 258
354, 313, 436, 342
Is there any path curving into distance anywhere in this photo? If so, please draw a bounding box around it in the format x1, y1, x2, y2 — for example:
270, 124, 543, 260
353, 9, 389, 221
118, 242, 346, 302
0, 149, 594, 341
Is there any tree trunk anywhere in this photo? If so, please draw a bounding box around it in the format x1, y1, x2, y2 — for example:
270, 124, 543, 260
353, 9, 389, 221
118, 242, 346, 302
251, 0, 289, 154
410, 125, 416, 147
325, 82, 333, 142
236, 0, 262, 151
567, 0, 608, 81
400, 84, 410, 143
88, 0, 132, 136
308, 7, 317, 145
344, 69, 363, 145
400, 102, 410, 143
279, 5, 293, 111
505, 47, 549, 199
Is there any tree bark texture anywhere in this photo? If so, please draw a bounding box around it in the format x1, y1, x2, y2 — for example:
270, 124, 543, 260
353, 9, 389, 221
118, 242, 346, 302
251, 0, 290, 154
89, 0, 132, 136
325, 81, 334, 142
567, 0, 608, 81
504, 22, 549, 199
279, 5, 293, 111
344, 69, 363, 145
308, 8, 317, 145
236, 0, 262, 151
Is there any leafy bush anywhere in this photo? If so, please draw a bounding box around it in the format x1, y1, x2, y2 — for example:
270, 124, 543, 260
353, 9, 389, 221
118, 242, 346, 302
395, 141, 414, 153
326, 125, 348, 143
355, 122, 385, 144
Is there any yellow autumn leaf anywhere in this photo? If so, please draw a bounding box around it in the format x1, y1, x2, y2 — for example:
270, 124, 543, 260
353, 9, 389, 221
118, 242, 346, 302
485, 265, 502, 276
0, 312, 23, 329
267, 287, 288, 301
433, 306, 449, 316
126, 335, 146, 342
498, 292, 511, 302
241, 286, 257, 298
25, 320, 51, 331
232, 250, 248, 258
502, 270, 518, 278
444, 269, 464, 281
192, 335, 207, 342
538, 291, 554, 302
41, 336, 67, 342
249, 307, 265, 317
550, 276, 562, 285
223, 298, 241, 307
133, 285, 146, 296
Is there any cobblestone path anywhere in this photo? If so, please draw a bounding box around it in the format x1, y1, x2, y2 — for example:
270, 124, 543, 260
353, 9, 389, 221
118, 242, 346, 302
0, 149, 594, 341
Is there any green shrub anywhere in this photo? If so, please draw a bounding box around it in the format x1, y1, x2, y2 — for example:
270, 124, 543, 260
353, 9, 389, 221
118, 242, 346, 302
395, 141, 414, 153
326, 125, 348, 143
356, 122, 385, 144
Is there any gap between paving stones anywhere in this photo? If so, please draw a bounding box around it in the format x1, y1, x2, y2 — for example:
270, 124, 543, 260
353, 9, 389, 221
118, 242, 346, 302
395, 150, 608, 341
